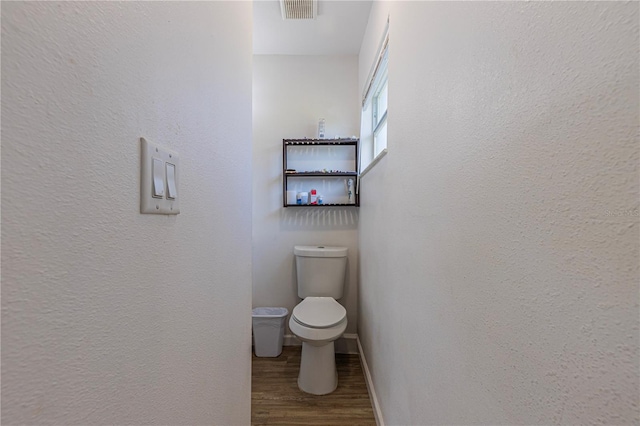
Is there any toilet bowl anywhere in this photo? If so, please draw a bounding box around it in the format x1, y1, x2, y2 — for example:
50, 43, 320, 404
289, 297, 347, 395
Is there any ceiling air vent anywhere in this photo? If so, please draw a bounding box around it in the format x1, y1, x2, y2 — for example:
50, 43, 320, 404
280, 0, 317, 20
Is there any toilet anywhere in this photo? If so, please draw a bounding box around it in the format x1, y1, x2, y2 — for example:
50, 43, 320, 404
289, 245, 348, 395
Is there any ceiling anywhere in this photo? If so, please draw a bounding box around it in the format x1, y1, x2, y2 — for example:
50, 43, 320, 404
253, 0, 373, 55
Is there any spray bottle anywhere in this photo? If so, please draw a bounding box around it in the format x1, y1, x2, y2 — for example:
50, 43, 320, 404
347, 179, 354, 204
318, 118, 325, 139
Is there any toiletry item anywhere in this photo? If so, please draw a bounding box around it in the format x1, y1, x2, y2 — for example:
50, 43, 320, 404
298, 192, 308, 205
318, 118, 325, 139
347, 179, 354, 204
318, 195, 323, 205
310, 189, 318, 204
287, 191, 298, 205
296, 192, 303, 205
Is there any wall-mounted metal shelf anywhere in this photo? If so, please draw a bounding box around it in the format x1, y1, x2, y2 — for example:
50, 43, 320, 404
283, 138, 358, 145
283, 138, 359, 207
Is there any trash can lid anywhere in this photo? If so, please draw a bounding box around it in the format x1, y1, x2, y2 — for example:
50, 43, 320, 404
252, 307, 288, 318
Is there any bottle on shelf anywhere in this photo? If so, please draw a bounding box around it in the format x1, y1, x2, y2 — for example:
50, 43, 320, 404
297, 192, 308, 205
317, 118, 325, 139
347, 179, 354, 204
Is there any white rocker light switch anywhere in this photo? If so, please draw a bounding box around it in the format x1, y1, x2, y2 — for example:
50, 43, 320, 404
152, 158, 165, 198
166, 163, 177, 200
140, 137, 180, 215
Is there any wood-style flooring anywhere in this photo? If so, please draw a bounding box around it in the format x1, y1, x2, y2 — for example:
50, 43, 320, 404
252, 346, 376, 426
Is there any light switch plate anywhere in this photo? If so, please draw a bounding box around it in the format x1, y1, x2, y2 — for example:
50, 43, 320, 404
140, 137, 180, 215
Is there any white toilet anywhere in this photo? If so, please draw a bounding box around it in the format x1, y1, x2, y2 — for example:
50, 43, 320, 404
289, 245, 348, 395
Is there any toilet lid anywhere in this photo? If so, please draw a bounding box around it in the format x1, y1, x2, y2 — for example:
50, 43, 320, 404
292, 297, 346, 329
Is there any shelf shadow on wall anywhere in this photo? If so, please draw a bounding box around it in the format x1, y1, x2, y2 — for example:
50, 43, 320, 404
280, 207, 359, 231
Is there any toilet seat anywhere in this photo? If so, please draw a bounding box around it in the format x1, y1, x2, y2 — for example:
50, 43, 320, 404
292, 297, 346, 329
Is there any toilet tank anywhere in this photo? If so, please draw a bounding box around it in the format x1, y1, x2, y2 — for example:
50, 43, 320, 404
294, 246, 348, 299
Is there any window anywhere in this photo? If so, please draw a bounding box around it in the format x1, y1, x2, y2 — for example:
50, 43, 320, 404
360, 28, 389, 175
372, 61, 388, 158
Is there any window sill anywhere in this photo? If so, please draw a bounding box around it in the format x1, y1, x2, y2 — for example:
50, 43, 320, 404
359, 148, 388, 178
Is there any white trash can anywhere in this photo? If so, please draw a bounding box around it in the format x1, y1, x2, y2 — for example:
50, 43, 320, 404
252, 307, 288, 357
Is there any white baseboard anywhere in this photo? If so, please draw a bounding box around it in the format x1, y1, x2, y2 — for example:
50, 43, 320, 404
284, 333, 359, 354
357, 335, 384, 426
335, 333, 359, 354
283, 334, 301, 347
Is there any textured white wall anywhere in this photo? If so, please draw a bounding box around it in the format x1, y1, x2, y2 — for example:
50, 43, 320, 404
1, 2, 252, 425
252, 55, 360, 338
358, 2, 639, 425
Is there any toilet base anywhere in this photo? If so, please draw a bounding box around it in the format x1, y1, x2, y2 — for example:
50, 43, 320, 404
297, 341, 338, 395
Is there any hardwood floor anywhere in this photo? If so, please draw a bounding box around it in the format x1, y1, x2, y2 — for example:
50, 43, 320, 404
252, 346, 376, 426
